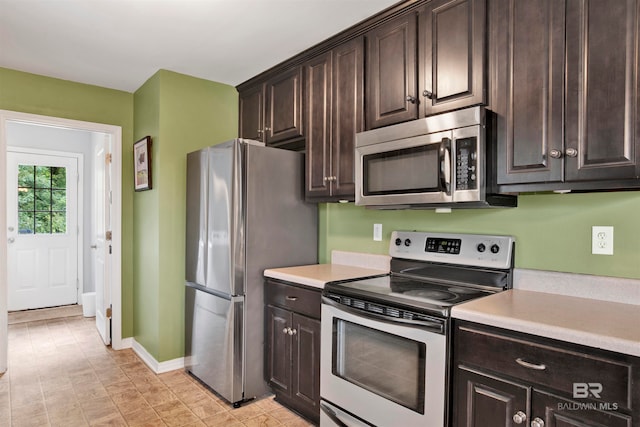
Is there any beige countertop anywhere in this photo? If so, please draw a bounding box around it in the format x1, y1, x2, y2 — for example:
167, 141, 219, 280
264, 264, 389, 289
451, 289, 640, 357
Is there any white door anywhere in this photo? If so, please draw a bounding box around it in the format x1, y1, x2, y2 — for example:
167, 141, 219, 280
92, 136, 111, 345
6, 151, 79, 311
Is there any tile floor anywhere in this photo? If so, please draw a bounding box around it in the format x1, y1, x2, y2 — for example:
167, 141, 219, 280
1, 313, 315, 427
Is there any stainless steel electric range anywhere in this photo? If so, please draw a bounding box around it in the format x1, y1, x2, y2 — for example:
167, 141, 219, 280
320, 230, 515, 427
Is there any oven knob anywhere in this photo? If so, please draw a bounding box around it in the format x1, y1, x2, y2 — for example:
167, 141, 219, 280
477, 243, 486, 253
491, 244, 500, 254
404, 239, 412, 247
395, 238, 402, 246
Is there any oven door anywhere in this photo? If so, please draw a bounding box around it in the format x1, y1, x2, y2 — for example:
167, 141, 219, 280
355, 131, 453, 207
320, 298, 446, 427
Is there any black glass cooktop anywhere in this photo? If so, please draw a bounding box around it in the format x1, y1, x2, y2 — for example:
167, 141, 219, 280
324, 275, 495, 317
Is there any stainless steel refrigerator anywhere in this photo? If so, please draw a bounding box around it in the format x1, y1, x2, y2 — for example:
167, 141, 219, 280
184, 139, 318, 406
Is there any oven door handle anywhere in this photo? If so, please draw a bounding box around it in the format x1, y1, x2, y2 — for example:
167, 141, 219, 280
322, 296, 445, 334
439, 137, 451, 195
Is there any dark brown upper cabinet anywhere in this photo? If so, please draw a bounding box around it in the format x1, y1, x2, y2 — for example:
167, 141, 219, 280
366, 0, 486, 130
305, 37, 364, 201
239, 84, 264, 142
492, 0, 640, 190
419, 0, 486, 116
238, 67, 304, 149
366, 12, 419, 129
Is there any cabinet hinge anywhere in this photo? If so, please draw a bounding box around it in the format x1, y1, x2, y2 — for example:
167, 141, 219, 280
106, 306, 112, 319
105, 153, 112, 164
106, 230, 112, 241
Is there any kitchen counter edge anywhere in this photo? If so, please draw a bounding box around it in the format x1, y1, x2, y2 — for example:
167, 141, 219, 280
451, 289, 640, 357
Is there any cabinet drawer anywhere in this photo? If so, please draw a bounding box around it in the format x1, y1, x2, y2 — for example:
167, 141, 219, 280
455, 324, 632, 409
265, 280, 321, 319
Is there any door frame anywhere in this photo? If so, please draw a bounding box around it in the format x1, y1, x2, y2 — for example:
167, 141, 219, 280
0, 110, 124, 372
7, 147, 84, 306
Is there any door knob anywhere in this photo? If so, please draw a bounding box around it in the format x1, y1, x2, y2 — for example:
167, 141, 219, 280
549, 149, 562, 159
513, 411, 527, 424
531, 417, 545, 427
565, 148, 578, 157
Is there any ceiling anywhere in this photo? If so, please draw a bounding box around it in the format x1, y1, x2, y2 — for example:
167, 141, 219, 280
0, 0, 399, 93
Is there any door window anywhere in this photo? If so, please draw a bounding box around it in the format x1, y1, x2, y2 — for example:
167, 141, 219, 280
17, 165, 67, 234
332, 319, 426, 413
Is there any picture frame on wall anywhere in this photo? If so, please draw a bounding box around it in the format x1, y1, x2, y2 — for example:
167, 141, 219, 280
134, 136, 152, 191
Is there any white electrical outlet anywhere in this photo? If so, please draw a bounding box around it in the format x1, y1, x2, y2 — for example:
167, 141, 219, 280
373, 224, 382, 241
592, 226, 614, 255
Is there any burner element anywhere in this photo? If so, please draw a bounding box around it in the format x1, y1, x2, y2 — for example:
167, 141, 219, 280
403, 289, 456, 301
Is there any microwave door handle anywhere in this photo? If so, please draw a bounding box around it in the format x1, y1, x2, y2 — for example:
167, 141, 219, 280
439, 138, 451, 195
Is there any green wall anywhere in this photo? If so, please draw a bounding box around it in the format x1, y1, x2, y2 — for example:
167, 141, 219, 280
0, 67, 136, 337
320, 191, 640, 280
133, 70, 238, 362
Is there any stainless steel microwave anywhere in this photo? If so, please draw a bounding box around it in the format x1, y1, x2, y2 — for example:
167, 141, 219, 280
355, 106, 516, 209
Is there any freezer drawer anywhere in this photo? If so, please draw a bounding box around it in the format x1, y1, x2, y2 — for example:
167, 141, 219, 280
185, 285, 244, 404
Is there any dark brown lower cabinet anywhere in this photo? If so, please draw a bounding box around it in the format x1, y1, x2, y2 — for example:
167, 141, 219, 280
452, 320, 637, 427
265, 280, 321, 423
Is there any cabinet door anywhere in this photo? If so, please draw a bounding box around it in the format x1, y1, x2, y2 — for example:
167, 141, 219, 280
265, 305, 291, 396
305, 51, 332, 199
564, 0, 640, 182
454, 367, 529, 427
366, 12, 418, 129
531, 390, 632, 427
265, 67, 303, 145
420, 0, 485, 116
491, 0, 566, 185
291, 313, 321, 420
331, 37, 364, 199
239, 84, 264, 142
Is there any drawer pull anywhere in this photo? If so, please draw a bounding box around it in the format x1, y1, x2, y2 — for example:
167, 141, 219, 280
285, 296, 298, 301
515, 358, 546, 371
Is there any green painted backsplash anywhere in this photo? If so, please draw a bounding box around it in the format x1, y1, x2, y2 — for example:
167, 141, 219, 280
319, 191, 640, 280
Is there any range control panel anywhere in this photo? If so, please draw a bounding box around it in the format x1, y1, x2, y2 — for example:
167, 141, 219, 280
390, 231, 515, 270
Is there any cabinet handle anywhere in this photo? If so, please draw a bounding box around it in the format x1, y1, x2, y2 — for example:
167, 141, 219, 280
565, 148, 578, 157
513, 411, 527, 424
531, 417, 545, 427
423, 90, 435, 99
515, 358, 546, 370
406, 95, 417, 104
257, 129, 263, 135
549, 149, 562, 159
287, 328, 297, 336
282, 327, 289, 334
285, 296, 298, 301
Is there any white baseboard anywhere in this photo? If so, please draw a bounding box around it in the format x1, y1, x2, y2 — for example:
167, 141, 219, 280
118, 337, 133, 350
131, 338, 185, 374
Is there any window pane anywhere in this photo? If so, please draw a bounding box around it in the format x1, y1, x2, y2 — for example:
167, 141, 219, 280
35, 189, 51, 211
18, 165, 34, 188
18, 212, 34, 234
52, 189, 66, 212
51, 167, 66, 189
51, 212, 66, 234
18, 188, 34, 211
35, 212, 51, 234
35, 166, 52, 189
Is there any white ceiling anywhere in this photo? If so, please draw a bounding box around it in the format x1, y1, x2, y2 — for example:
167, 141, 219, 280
0, 0, 399, 93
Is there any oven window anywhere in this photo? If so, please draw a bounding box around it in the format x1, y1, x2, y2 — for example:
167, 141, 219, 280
363, 145, 440, 195
332, 319, 426, 414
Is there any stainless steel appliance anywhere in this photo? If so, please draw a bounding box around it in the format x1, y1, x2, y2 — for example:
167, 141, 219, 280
320, 230, 515, 427
184, 139, 318, 407
355, 106, 516, 209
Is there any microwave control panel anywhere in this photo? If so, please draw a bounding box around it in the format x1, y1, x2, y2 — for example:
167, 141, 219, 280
455, 137, 478, 190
